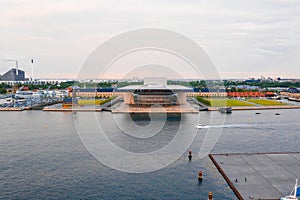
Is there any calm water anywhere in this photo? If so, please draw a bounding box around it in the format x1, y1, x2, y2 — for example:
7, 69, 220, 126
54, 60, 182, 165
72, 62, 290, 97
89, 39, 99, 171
0, 109, 300, 199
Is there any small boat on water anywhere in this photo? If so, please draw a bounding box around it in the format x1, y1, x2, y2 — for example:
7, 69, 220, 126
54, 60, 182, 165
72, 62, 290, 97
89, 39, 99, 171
218, 107, 232, 114
280, 178, 299, 200
195, 124, 205, 129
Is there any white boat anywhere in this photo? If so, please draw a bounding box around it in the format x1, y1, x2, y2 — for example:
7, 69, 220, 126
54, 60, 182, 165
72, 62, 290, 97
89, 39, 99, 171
195, 124, 205, 129
15, 91, 33, 99
280, 179, 299, 200
0, 97, 13, 105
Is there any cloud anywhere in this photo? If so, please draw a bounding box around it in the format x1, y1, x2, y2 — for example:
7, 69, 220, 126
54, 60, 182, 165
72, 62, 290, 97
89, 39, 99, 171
0, 0, 299, 79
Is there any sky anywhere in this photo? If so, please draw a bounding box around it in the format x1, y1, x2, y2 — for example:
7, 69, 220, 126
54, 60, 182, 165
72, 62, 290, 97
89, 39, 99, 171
0, 0, 300, 80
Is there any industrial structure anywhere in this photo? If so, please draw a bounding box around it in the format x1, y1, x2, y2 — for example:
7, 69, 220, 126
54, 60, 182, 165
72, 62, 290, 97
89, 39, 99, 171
69, 88, 114, 99
0, 68, 25, 81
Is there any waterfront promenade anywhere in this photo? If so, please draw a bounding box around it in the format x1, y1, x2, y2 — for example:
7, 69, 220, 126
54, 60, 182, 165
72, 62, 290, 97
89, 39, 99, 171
43, 107, 102, 112
0, 107, 23, 111
208, 105, 300, 111
111, 103, 199, 113
210, 153, 300, 200
2, 104, 300, 112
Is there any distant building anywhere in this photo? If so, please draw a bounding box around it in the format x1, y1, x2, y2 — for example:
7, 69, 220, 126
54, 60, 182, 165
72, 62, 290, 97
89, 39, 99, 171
236, 85, 259, 90
287, 88, 299, 93
227, 92, 265, 98
0, 68, 25, 81
69, 88, 115, 98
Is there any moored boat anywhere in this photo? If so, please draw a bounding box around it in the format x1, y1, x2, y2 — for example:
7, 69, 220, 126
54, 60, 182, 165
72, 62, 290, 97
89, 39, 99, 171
218, 107, 232, 114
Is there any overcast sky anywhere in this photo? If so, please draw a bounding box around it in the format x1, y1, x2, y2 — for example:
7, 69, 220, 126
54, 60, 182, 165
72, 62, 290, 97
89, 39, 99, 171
0, 0, 299, 79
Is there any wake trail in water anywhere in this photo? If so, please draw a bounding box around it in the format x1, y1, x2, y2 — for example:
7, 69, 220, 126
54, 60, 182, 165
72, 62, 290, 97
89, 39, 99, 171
196, 123, 250, 129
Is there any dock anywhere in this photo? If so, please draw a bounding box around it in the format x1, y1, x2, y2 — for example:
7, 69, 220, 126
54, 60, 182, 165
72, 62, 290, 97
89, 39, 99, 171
30, 100, 62, 110
0, 107, 23, 111
43, 107, 102, 112
208, 105, 300, 111
209, 152, 300, 200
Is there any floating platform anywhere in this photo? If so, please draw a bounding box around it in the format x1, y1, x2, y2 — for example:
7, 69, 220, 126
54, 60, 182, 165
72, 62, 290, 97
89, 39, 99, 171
210, 152, 300, 200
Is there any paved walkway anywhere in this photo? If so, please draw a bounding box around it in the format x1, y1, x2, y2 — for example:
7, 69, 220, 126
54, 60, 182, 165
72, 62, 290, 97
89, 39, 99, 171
210, 153, 300, 200
112, 103, 199, 113
208, 105, 300, 111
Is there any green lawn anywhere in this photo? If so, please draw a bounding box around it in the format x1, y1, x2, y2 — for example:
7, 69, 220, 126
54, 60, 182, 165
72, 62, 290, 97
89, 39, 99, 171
207, 99, 254, 107
78, 99, 107, 105
246, 99, 287, 106
78, 96, 116, 105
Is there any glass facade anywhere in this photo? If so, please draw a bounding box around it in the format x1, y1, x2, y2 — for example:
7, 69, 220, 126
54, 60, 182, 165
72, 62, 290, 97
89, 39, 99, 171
132, 89, 178, 106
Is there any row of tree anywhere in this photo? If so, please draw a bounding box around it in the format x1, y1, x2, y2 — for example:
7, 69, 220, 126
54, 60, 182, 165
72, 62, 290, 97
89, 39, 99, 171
0, 79, 299, 94
0, 81, 76, 94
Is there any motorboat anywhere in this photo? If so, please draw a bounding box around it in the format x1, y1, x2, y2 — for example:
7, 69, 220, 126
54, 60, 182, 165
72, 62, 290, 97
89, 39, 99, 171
195, 124, 205, 129
280, 178, 299, 200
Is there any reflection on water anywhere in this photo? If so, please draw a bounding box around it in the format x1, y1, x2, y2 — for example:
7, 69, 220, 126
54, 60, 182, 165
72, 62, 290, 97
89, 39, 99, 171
128, 113, 182, 121
101, 113, 184, 153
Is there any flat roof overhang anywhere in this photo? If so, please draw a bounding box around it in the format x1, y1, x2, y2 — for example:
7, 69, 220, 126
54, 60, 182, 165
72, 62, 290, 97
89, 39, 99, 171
115, 85, 194, 93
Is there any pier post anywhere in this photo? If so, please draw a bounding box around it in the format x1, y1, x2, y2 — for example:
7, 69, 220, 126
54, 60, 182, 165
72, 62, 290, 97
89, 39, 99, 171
198, 170, 203, 181
208, 192, 213, 200
188, 150, 192, 161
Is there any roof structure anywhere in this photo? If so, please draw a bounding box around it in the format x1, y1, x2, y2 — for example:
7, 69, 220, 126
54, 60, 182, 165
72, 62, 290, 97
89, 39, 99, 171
116, 77, 193, 92
115, 84, 193, 92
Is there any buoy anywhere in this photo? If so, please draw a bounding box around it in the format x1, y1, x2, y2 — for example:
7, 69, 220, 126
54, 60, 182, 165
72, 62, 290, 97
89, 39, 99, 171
188, 150, 192, 161
198, 170, 203, 181
208, 192, 213, 200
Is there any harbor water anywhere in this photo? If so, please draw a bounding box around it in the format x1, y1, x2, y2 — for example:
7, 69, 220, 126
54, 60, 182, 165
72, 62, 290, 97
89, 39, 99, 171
0, 109, 300, 199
